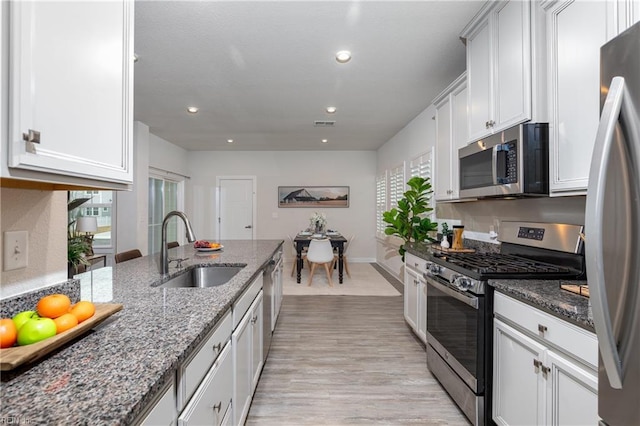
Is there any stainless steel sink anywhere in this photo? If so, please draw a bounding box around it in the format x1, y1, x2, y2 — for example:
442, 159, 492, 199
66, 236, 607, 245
157, 265, 246, 288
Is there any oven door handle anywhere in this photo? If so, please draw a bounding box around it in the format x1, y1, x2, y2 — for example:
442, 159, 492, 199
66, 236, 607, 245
426, 276, 479, 309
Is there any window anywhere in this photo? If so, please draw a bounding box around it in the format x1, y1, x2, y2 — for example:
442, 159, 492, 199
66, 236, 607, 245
409, 149, 434, 216
69, 191, 114, 249
388, 164, 405, 209
376, 172, 387, 236
148, 177, 181, 254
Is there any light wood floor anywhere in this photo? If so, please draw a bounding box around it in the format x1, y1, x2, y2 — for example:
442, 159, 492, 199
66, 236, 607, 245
246, 294, 470, 425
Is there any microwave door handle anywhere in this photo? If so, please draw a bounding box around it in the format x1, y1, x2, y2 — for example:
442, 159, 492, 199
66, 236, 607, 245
586, 76, 625, 389
492, 145, 499, 185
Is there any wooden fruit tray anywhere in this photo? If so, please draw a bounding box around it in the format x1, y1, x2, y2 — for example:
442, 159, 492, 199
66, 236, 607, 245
0, 303, 123, 371
431, 244, 476, 253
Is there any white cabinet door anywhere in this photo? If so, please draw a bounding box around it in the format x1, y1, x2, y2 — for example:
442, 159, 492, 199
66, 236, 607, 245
6, 0, 133, 188
464, 1, 531, 142
434, 73, 466, 201
232, 307, 252, 426
434, 96, 452, 201
178, 342, 233, 426
545, 350, 598, 426
416, 276, 427, 344
250, 292, 264, 393
450, 82, 468, 199
140, 381, 176, 426
494, 0, 531, 129
545, 0, 610, 194
493, 319, 546, 426
403, 267, 419, 331
466, 18, 493, 142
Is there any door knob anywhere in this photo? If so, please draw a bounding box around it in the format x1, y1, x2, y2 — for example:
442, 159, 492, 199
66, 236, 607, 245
245, 225, 252, 229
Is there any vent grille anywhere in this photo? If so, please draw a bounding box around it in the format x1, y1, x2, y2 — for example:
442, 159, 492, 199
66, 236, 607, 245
313, 121, 336, 127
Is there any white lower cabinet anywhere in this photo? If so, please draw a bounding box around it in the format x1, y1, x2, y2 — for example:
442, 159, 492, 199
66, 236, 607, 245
140, 381, 177, 426
178, 342, 233, 426
233, 274, 264, 426
493, 292, 598, 426
403, 253, 427, 344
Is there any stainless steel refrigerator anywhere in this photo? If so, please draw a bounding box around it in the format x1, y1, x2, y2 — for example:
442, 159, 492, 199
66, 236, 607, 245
585, 20, 640, 426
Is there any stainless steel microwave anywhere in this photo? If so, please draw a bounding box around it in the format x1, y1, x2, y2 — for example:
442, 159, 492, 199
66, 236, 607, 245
458, 123, 549, 199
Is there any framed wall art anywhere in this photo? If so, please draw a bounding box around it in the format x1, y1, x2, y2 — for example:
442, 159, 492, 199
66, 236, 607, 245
278, 186, 349, 208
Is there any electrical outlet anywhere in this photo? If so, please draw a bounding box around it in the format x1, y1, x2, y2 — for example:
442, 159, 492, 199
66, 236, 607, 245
3, 231, 28, 271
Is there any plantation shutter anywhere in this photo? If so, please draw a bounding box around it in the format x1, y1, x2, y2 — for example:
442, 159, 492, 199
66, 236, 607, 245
376, 172, 387, 236
388, 164, 405, 210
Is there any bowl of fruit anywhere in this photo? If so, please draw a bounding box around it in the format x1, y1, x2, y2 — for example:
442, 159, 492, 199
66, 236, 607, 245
193, 240, 223, 252
0, 294, 122, 371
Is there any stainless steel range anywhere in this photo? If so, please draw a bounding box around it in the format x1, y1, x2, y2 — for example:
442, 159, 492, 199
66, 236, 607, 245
424, 221, 586, 426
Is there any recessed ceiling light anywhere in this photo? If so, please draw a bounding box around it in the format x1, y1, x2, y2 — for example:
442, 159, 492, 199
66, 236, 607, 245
227, 139, 234, 143
326, 106, 337, 114
321, 139, 328, 143
187, 106, 199, 113
335, 50, 351, 63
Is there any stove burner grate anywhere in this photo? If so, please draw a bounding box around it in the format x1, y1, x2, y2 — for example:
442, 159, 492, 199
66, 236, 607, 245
432, 252, 572, 275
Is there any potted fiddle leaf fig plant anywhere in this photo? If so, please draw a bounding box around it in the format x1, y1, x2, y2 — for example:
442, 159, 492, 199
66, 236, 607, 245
383, 176, 438, 261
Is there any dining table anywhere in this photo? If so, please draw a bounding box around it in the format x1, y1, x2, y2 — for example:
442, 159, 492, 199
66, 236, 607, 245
294, 232, 348, 284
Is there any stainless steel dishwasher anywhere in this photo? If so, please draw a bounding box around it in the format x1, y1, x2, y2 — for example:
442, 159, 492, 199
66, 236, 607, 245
262, 249, 282, 361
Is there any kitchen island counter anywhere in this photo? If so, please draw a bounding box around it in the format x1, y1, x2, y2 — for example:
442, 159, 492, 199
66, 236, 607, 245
0, 240, 283, 425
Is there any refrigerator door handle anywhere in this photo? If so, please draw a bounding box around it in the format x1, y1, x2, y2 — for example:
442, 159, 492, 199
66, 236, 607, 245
586, 76, 625, 389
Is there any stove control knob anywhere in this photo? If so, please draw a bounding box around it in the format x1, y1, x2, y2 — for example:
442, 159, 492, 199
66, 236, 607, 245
454, 276, 472, 291
428, 264, 442, 275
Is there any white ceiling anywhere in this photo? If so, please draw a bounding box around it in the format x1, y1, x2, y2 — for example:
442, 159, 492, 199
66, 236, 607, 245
133, 1, 482, 151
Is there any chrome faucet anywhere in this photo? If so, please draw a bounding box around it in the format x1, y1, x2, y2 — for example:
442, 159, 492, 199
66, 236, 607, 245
160, 211, 196, 274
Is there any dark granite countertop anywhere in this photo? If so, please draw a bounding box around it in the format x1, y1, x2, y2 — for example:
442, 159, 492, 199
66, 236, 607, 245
0, 240, 283, 425
403, 242, 593, 332
489, 279, 593, 332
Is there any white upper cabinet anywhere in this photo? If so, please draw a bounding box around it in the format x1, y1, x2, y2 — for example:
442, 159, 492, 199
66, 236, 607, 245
462, 1, 538, 142
543, 0, 620, 195
434, 73, 467, 201
3, 0, 134, 189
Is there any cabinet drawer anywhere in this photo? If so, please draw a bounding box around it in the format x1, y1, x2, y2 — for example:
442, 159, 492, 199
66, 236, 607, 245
494, 292, 597, 368
405, 253, 428, 275
178, 341, 233, 426
233, 273, 263, 329
179, 311, 232, 409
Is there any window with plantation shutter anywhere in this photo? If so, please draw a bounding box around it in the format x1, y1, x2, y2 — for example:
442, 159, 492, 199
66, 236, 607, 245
388, 164, 405, 210
376, 172, 387, 236
409, 149, 434, 216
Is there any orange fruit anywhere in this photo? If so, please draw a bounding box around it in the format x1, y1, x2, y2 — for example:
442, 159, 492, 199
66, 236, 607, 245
69, 301, 96, 323
36, 294, 72, 319
0, 318, 17, 348
53, 313, 78, 334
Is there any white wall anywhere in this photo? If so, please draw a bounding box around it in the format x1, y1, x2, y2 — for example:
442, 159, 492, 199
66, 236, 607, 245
188, 150, 377, 263
116, 121, 150, 255
117, 126, 189, 256
376, 104, 437, 280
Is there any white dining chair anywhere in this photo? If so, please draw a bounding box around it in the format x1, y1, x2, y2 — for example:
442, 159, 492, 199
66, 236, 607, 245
306, 238, 335, 287
334, 234, 354, 279
288, 235, 308, 277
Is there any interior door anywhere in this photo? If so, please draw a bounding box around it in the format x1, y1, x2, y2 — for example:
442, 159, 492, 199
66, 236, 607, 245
218, 178, 255, 240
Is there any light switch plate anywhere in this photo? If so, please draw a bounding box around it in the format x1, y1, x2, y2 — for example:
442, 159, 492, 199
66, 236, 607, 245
4, 231, 28, 271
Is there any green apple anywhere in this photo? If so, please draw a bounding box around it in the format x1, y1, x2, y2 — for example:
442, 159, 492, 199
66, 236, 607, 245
17, 317, 56, 346
12, 310, 39, 331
